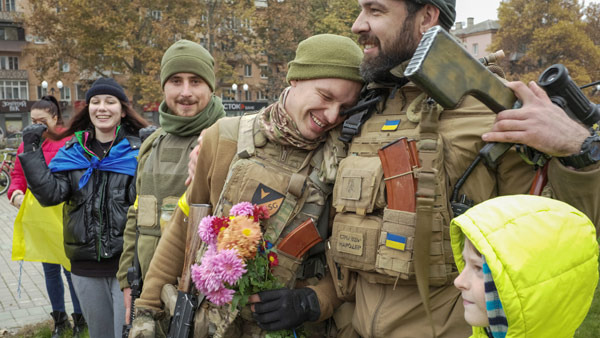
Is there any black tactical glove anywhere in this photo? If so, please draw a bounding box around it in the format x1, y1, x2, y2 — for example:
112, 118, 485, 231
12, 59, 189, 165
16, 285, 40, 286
138, 125, 158, 143
252, 288, 320, 331
22, 123, 47, 152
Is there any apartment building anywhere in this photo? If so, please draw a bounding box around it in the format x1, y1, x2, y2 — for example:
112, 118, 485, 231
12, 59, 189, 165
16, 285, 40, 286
0, 0, 276, 141
452, 18, 500, 59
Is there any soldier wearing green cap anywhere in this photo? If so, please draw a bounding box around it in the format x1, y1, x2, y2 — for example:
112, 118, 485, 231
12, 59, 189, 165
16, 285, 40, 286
117, 39, 226, 330
320, 1, 600, 337
129, 34, 364, 337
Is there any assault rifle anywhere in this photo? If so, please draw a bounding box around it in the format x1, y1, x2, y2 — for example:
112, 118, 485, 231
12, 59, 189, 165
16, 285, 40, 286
403, 25, 600, 210
167, 204, 211, 338
122, 231, 143, 338
405, 25, 600, 165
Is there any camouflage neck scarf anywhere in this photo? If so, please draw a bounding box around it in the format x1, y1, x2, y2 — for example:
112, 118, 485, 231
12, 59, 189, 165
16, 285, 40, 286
258, 87, 324, 150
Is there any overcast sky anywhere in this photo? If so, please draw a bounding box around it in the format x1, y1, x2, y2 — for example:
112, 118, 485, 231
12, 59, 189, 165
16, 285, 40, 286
455, 0, 600, 26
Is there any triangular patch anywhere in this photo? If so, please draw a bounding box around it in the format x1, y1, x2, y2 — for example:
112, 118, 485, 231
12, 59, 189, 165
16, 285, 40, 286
252, 183, 285, 216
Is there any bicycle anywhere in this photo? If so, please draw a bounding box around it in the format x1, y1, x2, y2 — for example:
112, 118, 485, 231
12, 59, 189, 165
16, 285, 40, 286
0, 150, 16, 195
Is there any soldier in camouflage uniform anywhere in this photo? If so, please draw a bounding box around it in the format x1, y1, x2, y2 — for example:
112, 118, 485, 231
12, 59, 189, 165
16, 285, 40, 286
129, 34, 365, 337
118, 39, 225, 328
320, 1, 600, 337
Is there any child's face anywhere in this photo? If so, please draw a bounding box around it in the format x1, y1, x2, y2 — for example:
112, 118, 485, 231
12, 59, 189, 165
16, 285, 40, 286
454, 239, 489, 327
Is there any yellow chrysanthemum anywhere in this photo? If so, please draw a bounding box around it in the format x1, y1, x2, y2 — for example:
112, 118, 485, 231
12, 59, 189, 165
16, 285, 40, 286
217, 216, 262, 260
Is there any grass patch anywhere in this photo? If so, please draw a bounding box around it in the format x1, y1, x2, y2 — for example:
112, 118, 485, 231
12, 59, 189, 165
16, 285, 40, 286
3, 320, 89, 338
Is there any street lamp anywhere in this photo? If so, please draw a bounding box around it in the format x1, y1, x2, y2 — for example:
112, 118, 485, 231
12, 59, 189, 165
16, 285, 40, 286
231, 83, 238, 101
232, 83, 249, 101
41, 80, 63, 97
242, 83, 249, 100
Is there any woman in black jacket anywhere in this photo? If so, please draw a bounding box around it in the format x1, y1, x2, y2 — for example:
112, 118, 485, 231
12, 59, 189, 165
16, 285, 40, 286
19, 78, 149, 338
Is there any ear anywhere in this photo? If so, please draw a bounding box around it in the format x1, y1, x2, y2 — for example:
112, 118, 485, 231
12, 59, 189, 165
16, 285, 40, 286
416, 4, 441, 34
289, 80, 298, 87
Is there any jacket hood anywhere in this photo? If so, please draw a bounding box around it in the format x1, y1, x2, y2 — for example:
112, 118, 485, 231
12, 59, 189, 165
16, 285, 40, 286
450, 195, 598, 338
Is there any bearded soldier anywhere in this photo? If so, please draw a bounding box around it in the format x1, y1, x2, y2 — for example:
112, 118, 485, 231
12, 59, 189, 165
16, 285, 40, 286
321, 1, 600, 337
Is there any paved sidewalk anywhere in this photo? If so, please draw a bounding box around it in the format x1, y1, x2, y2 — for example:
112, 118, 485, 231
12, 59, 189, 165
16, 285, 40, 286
0, 196, 75, 334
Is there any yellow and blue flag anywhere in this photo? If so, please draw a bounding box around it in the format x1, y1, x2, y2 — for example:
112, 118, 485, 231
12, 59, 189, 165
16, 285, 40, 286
385, 233, 407, 251
381, 119, 401, 131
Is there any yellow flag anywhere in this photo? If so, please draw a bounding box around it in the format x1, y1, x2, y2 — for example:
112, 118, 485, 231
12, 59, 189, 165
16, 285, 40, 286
11, 190, 70, 270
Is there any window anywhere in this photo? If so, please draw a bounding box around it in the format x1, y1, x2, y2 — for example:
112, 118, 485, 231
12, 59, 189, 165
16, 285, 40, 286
0, 80, 28, 100
221, 88, 235, 101
260, 65, 268, 79
37, 86, 47, 99
0, 27, 18, 41
244, 64, 252, 77
472, 43, 479, 56
5, 0, 16, 12
59, 59, 70, 72
75, 84, 87, 100
0, 56, 18, 70
245, 90, 251, 101
257, 91, 267, 101
150, 10, 162, 21
60, 86, 71, 101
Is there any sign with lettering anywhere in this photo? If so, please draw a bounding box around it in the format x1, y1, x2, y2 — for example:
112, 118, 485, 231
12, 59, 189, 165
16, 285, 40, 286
337, 231, 363, 256
223, 101, 268, 112
0, 100, 34, 113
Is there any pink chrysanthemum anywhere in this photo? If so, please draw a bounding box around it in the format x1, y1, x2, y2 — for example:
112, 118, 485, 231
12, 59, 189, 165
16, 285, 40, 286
198, 215, 218, 244
229, 202, 255, 217
214, 249, 247, 285
191, 248, 223, 294
206, 286, 235, 306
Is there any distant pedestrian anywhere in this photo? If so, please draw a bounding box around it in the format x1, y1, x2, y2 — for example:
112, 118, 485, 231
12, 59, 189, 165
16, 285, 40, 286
18, 78, 148, 338
8, 95, 86, 338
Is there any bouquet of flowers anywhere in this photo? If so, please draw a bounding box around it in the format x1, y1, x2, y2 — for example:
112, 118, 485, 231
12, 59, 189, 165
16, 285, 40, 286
191, 201, 282, 309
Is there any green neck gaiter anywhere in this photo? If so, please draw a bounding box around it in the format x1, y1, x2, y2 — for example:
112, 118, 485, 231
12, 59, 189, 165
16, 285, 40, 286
158, 95, 225, 137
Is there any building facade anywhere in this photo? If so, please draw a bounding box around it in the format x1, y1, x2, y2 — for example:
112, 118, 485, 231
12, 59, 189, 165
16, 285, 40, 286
452, 18, 500, 59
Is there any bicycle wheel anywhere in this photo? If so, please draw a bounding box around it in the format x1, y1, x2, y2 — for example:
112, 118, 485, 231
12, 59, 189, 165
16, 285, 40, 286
0, 170, 10, 195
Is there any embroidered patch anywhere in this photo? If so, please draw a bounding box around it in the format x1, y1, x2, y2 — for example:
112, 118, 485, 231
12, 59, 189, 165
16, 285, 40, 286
337, 231, 363, 256
385, 233, 407, 251
252, 183, 285, 216
341, 176, 362, 201
381, 119, 401, 131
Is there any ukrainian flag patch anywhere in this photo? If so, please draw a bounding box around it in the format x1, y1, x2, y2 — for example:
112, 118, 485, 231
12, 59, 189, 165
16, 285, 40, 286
385, 233, 407, 251
381, 119, 401, 131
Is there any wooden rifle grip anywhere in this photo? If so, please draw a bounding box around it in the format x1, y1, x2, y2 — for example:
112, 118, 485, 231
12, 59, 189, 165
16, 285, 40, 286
529, 163, 549, 196
179, 204, 211, 293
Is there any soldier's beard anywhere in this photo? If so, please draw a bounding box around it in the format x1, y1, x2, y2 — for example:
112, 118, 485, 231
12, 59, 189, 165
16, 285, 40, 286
359, 20, 420, 83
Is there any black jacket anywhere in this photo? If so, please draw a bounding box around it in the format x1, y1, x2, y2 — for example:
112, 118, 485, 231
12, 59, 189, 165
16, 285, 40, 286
19, 129, 140, 262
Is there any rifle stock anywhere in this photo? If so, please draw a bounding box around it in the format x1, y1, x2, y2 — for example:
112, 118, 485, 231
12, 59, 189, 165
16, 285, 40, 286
167, 204, 211, 338
404, 26, 517, 113
404, 25, 519, 168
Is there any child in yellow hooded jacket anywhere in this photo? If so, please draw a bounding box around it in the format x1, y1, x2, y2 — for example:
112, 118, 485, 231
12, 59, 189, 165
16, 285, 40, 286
451, 195, 598, 338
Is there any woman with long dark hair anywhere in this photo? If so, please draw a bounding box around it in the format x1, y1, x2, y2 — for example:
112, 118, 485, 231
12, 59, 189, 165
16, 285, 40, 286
18, 78, 148, 338
8, 95, 85, 337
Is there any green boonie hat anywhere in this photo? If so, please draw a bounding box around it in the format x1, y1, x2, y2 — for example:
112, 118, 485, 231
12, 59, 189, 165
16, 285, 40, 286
160, 39, 215, 91
411, 0, 456, 30
286, 34, 363, 84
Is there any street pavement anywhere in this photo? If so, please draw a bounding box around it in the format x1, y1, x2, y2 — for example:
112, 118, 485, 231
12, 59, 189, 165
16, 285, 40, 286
0, 195, 75, 334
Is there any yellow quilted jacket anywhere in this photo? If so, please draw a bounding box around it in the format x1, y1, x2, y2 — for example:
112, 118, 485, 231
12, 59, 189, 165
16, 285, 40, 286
450, 195, 598, 338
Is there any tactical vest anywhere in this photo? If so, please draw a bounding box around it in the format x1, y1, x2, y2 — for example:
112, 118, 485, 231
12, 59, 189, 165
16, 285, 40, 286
329, 83, 457, 288
136, 129, 198, 278
195, 114, 334, 337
